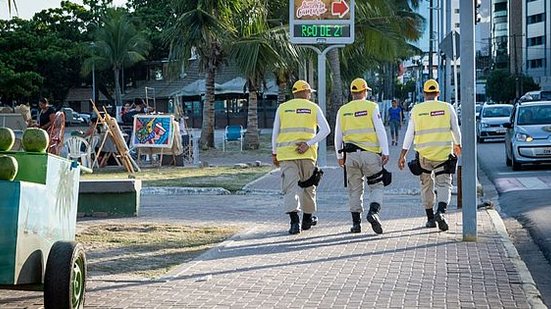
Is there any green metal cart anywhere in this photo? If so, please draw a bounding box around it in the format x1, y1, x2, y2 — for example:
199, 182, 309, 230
0, 152, 87, 309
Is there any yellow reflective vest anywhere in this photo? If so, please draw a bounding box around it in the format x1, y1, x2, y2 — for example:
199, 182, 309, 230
411, 100, 453, 161
338, 99, 381, 153
276, 99, 318, 161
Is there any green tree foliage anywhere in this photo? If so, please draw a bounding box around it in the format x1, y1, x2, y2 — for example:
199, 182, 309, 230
394, 79, 416, 103
125, 0, 172, 61
84, 9, 150, 106
166, 0, 242, 149
230, 0, 298, 149
486, 70, 540, 103
0, 9, 86, 104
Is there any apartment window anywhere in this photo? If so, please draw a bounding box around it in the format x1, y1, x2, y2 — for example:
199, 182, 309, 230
528, 59, 544, 68
455, 23, 460, 28
527, 0, 538, 2
494, 2, 506, 12
527, 13, 545, 24
527, 36, 544, 47
454, 9, 459, 14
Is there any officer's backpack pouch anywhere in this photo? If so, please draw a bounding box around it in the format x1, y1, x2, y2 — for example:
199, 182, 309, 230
298, 167, 324, 188
382, 168, 392, 186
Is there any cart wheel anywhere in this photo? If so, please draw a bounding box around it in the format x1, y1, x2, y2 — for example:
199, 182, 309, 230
44, 241, 86, 309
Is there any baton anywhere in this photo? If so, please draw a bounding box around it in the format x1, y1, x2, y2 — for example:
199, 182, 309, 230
342, 143, 347, 187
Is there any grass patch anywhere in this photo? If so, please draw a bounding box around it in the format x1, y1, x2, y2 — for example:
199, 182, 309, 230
82, 166, 272, 191
77, 223, 240, 279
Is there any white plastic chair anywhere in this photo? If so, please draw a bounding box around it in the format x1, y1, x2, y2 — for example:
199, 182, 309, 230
223, 125, 244, 151
64, 136, 92, 168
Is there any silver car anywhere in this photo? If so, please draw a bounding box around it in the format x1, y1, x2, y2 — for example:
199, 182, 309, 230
476, 104, 513, 142
504, 101, 551, 170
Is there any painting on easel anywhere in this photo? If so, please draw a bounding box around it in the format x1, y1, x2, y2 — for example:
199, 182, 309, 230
132, 115, 174, 148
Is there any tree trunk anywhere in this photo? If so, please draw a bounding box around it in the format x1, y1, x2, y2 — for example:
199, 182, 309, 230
244, 81, 259, 149
113, 68, 122, 106
327, 48, 343, 146
276, 73, 287, 105
200, 63, 216, 149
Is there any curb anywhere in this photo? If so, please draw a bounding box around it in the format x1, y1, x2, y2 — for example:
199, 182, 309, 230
141, 187, 231, 195
478, 167, 547, 308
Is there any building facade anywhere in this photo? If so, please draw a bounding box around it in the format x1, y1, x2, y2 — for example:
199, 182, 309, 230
523, 0, 551, 89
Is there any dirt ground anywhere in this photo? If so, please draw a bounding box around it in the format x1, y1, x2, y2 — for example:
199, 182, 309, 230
76, 223, 241, 280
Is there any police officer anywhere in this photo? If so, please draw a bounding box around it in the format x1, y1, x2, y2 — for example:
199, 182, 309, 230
335, 78, 389, 234
398, 79, 462, 231
272, 80, 330, 234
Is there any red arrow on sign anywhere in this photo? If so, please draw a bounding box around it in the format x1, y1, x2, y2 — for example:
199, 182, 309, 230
332, 0, 349, 18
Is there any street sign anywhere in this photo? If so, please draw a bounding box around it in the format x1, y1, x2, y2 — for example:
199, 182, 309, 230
289, 0, 355, 44
439, 30, 461, 58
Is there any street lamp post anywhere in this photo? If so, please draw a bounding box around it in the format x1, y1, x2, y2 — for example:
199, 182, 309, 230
91, 42, 96, 103
92, 62, 96, 103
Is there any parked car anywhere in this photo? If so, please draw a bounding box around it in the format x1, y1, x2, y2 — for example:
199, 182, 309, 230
475, 103, 483, 119
476, 104, 513, 142
504, 101, 551, 170
78, 112, 91, 125
62, 107, 85, 126
517, 90, 551, 103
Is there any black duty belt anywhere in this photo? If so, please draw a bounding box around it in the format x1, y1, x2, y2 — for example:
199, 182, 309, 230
341, 143, 365, 153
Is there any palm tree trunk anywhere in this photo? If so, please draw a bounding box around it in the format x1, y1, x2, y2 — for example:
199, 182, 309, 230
327, 48, 343, 146
114, 68, 122, 106
244, 81, 259, 149
200, 65, 216, 149
276, 72, 287, 105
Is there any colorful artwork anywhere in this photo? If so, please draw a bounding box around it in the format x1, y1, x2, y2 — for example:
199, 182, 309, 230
132, 115, 174, 148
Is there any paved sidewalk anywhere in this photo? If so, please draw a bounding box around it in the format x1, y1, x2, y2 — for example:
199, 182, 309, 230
1, 159, 546, 308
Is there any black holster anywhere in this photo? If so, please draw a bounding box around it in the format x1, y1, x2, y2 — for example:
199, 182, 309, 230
366, 168, 392, 187
407, 153, 431, 176
434, 154, 458, 176
298, 167, 324, 188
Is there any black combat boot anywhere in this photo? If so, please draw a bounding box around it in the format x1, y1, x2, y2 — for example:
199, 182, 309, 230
425, 209, 436, 228
366, 203, 383, 234
350, 212, 361, 233
435, 202, 449, 231
288, 212, 300, 234
302, 213, 318, 230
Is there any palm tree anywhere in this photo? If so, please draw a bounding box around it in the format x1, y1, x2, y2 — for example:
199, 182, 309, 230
230, 1, 298, 149
6, 0, 17, 15
166, 0, 241, 149
325, 0, 424, 137
83, 9, 150, 107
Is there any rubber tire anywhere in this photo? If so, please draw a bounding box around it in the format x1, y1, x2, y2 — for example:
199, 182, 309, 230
511, 154, 522, 171
505, 149, 512, 167
44, 241, 86, 309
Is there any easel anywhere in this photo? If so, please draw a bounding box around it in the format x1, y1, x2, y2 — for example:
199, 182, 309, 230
90, 100, 140, 173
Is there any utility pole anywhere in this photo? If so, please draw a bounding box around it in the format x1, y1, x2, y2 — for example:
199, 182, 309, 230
513, 34, 520, 100
429, 0, 434, 79
460, 0, 477, 241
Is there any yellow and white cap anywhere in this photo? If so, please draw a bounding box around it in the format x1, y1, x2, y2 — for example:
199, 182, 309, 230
292, 80, 316, 94
350, 78, 371, 93
423, 79, 440, 93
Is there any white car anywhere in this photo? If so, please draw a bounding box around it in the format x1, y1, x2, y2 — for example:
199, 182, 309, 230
504, 101, 551, 170
476, 104, 513, 143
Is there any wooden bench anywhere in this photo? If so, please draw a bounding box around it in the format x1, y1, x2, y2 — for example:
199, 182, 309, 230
78, 179, 142, 217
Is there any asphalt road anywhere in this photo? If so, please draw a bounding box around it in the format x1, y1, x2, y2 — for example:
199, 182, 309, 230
477, 138, 551, 303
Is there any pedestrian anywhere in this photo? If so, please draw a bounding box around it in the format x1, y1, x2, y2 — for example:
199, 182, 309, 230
335, 78, 390, 234
37, 98, 56, 130
387, 99, 403, 145
272, 80, 330, 235
397, 79, 462, 231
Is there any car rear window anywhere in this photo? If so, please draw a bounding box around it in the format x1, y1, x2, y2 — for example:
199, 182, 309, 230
482, 106, 512, 118
518, 105, 551, 125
